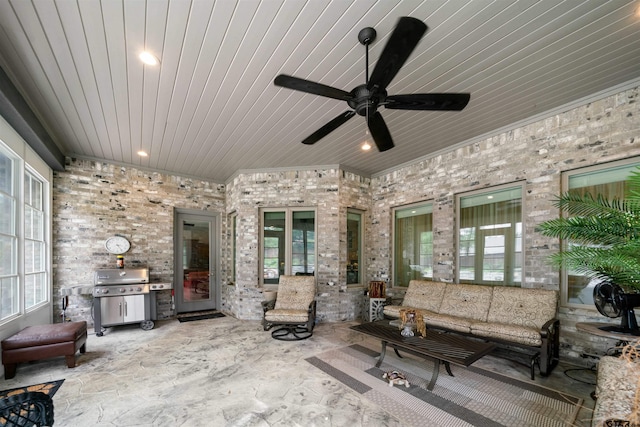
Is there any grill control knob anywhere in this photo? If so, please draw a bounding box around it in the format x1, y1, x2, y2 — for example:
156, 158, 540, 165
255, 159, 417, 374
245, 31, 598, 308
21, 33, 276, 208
136, 287, 142, 292
120, 288, 126, 293
102, 289, 109, 294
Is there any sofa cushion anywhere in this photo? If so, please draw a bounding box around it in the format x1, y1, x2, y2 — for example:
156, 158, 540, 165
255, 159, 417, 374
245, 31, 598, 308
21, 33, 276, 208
438, 284, 493, 322
487, 287, 558, 330
592, 355, 639, 427
382, 305, 405, 319
421, 312, 472, 333
470, 321, 542, 346
401, 280, 448, 312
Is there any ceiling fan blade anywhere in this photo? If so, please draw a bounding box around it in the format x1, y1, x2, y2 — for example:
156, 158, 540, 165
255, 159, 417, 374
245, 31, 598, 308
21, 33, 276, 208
275, 74, 353, 101
367, 111, 394, 152
302, 111, 356, 145
385, 93, 470, 111
367, 17, 427, 92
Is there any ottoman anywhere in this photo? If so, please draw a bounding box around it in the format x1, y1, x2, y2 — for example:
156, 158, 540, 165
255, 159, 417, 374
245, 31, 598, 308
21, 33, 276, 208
2, 321, 87, 379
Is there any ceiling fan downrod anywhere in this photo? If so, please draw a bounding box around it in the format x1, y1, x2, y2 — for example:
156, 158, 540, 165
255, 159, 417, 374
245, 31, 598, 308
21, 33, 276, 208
358, 27, 376, 85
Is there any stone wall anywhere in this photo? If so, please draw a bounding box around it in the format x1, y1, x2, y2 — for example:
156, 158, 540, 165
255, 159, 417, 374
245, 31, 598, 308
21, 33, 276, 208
50, 85, 640, 362
368, 86, 640, 360
225, 168, 372, 322
53, 158, 226, 326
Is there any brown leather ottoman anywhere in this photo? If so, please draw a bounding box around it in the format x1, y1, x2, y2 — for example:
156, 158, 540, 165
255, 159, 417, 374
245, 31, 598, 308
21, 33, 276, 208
1, 321, 87, 379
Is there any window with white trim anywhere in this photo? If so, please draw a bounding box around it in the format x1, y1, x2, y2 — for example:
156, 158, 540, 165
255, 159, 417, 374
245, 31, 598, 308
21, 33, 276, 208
393, 203, 433, 287
0, 141, 49, 322
457, 185, 523, 286
347, 210, 363, 286
562, 159, 640, 307
261, 208, 316, 285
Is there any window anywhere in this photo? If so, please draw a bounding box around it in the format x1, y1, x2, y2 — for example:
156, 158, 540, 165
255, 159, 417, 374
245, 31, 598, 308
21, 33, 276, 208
393, 203, 433, 287
24, 171, 46, 308
457, 185, 523, 286
261, 208, 315, 285
562, 159, 640, 307
347, 210, 363, 285
229, 213, 237, 285
0, 141, 49, 322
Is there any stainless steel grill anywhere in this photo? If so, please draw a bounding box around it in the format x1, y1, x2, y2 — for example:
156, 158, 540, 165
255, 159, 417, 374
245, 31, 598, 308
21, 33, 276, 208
92, 268, 154, 336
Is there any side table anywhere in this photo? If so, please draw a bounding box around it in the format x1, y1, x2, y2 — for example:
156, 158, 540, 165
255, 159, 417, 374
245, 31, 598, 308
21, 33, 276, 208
366, 297, 387, 322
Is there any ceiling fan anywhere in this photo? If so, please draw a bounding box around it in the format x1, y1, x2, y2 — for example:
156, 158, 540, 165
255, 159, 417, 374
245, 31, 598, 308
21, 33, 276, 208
274, 16, 471, 152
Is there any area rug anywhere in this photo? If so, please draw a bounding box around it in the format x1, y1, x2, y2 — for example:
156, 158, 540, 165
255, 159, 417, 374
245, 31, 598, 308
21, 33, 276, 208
306, 345, 583, 427
0, 379, 64, 399
177, 311, 225, 322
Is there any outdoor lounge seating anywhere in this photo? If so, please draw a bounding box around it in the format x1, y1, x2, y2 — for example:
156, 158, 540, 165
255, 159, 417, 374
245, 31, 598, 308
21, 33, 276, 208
383, 279, 560, 379
1, 321, 87, 379
262, 275, 316, 341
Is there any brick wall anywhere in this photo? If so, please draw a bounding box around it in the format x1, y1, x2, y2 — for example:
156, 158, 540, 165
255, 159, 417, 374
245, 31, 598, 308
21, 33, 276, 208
53, 159, 225, 325
225, 168, 372, 322
51, 85, 639, 361
368, 86, 640, 359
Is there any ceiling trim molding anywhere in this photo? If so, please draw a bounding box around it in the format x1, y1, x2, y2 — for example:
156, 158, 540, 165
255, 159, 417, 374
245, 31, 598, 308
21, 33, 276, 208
372, 77, 640, 180
0, 66, 65, 171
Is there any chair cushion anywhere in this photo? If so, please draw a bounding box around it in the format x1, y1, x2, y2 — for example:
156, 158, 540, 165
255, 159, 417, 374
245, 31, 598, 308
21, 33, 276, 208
265, 309, 310, 323
273, 276, 315, 311
592, 356, 640, 427
2, 322, 87, 350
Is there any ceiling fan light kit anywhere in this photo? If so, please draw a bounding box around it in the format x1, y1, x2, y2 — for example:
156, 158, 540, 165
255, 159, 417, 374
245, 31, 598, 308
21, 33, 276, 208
274, 16, 470, 152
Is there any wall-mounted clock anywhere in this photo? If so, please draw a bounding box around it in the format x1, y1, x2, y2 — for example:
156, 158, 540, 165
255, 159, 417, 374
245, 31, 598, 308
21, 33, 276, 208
104, 236, 131, 255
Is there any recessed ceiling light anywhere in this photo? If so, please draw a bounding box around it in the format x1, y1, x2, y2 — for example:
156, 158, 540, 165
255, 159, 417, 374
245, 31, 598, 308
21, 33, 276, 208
361, 141, 372, 151
139, 51, 159, 66
137, 150, 148, 157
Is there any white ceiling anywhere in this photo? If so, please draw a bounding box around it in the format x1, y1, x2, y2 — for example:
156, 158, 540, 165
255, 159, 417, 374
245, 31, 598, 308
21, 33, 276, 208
1, 0, 639, 183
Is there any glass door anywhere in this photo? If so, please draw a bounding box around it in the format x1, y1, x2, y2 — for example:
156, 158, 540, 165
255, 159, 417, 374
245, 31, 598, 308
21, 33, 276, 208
175, 211, 218, 313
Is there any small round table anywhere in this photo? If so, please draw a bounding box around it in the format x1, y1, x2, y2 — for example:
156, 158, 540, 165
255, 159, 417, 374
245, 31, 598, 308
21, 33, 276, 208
575, 322, 640, 346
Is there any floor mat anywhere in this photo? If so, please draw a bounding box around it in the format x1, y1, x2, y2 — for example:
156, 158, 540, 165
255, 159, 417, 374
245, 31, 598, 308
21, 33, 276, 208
177, 312, 225, 322
0, 379, 64, 399
306, 344, 584, 427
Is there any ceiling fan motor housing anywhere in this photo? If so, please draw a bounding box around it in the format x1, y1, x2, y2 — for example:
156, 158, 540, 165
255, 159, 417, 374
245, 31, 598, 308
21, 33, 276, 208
348, 84, 386, 117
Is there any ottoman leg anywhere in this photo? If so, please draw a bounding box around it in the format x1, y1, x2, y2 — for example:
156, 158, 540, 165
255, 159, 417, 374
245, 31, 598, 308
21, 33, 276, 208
65, 354, 76, 368
80, 343, 86, 354
4, 363, 17, 379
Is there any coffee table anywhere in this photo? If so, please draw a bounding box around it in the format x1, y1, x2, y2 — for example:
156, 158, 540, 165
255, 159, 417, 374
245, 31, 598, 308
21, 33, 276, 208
350, 320, 496, 390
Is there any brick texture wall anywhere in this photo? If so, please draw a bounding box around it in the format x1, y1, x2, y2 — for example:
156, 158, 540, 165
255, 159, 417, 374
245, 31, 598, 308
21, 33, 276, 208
368, 86, 639, 359
53, 159, 225, 325
51, 85, 639, 362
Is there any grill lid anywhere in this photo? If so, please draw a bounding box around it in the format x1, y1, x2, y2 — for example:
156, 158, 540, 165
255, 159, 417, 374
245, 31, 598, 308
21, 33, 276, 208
94, 268, 149, 285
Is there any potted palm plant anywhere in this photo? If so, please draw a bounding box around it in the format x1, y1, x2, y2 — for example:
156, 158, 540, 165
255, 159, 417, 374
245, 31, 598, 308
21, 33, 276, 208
538, 166, 640, 333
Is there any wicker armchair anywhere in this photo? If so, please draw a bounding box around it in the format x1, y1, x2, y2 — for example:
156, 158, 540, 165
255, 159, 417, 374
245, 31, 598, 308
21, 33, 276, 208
0, 391, 54, 426
262, 275, 316, 341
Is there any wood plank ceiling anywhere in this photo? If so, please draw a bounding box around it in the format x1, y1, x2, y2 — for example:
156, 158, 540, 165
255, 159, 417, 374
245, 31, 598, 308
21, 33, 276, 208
0, 0, 639, 183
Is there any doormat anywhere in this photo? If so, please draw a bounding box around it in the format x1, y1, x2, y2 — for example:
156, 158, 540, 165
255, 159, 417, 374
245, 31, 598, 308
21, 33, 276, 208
177, 312, 225, 322
0, 379, 65, 399
306, 344, 584, 427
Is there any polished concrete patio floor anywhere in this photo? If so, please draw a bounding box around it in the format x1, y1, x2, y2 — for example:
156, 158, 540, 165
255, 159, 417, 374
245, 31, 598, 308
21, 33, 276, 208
1, 316, 596, 426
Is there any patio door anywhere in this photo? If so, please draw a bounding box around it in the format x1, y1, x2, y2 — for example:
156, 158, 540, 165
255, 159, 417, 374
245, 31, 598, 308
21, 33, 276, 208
174, 210, 219, 313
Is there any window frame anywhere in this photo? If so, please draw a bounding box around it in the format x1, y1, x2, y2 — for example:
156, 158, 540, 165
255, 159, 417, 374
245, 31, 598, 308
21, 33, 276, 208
560, 157, 640, 309
346, 209, 364, 287
0, 139, 51, 325
228, 212, 237, 286
455, 182, 525, 287
260, 207, 317, 287
392, 201, 434, 288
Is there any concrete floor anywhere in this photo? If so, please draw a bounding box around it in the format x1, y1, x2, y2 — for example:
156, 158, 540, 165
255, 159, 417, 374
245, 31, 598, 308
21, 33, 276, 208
1, 316, 596, 426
